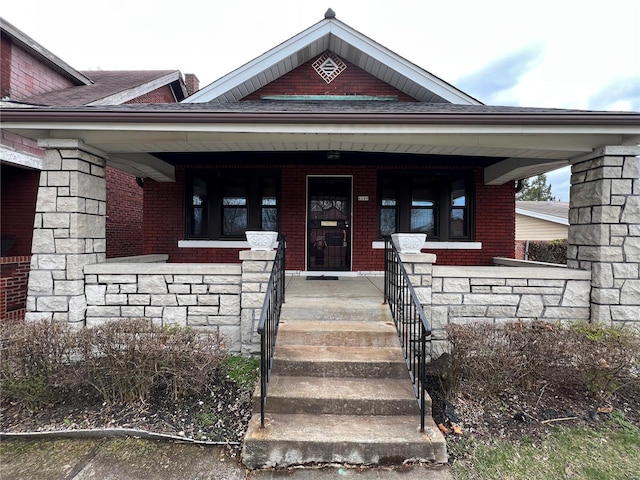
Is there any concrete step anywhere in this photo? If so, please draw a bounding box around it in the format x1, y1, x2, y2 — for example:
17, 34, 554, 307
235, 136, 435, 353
257, 376, 423, 416
277, 320, 399, 347
242, 412, 447, 469
281, 295, 392, 323
273, 345, 408, 378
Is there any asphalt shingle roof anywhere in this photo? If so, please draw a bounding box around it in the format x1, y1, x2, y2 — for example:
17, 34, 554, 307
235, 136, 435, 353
4, 99, 633, 115
516, 201, 569, 221
21, 71, 179, 106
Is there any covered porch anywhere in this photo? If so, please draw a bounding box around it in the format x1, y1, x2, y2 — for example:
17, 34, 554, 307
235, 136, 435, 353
1, 105, 637, 331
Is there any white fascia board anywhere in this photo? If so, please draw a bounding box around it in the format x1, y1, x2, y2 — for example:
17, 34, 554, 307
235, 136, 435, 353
3, 121, 638, 138
183, 19, 480, 105
324, 22, 480, 105
516, 209, 569, 225
87, 72, 182, 106
184, 21, 332, 103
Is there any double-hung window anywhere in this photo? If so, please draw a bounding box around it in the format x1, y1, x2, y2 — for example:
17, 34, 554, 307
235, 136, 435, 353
186, 170, 280, 240
378, 172, 473, 241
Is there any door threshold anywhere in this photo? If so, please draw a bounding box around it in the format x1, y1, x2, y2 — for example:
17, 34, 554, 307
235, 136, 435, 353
303, 271, 358, 277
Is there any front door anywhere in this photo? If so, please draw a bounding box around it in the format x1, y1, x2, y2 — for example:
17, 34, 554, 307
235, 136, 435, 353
307, 177, 351, 271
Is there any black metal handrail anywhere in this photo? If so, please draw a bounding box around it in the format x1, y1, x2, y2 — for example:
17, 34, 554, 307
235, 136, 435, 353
383, 237, 432, 432
256, 235, 286, 428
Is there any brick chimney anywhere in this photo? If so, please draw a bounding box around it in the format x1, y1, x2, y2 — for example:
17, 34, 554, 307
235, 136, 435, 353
184, 73, 200, 96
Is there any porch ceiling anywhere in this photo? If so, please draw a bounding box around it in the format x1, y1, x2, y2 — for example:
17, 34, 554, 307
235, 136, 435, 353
4, 101, 640, 184
5, 123, 637, 184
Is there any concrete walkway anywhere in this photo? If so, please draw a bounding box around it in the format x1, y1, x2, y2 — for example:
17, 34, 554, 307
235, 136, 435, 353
0, 437, 454, 479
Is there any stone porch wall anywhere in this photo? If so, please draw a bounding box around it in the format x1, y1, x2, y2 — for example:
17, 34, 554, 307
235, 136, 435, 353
83, 263, 243, 351
401, 254, 592, 358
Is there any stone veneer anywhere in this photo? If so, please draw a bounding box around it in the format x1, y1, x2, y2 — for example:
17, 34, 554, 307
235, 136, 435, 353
26, 140, 107, 324
83, 263, 242, 350
240, 250, 277, 355
400, 254, 592, 358
568, 146, 640, 326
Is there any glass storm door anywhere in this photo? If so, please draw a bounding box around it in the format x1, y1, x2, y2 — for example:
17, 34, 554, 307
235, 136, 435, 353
307, 177, 351, 271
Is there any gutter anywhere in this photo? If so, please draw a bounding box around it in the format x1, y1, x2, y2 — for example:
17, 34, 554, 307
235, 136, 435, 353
2, 108, 640, 127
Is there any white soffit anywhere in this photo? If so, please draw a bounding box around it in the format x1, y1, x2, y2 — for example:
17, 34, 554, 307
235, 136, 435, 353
108, 153, 175, 182
183, 18, 480, 105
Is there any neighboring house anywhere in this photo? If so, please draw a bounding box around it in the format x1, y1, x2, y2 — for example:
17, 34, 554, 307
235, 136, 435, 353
1, 10, 639, 337
515, 201, 569, 259
0, 17, 198, 321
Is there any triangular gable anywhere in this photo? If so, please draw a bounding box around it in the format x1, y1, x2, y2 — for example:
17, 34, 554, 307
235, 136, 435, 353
22, 71, 187, 106
183, 13, 481, 105
242, 52, 418, 101
1, 17, 92, 88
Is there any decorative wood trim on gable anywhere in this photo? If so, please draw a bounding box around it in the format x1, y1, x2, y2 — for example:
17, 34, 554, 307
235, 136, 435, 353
183, 17, 481, 105
312, 52, 347, 83
243, 52, 417, 101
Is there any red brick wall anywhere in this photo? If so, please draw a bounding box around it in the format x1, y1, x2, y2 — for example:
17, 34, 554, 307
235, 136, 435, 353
5, 40, 76, 101
244, 54, 417, 101
143, 161, 515, 270
0, 256, 30, 321
125, 85, 176, 104
1, 164, 39, 256
106, 167, 144, 258
1, 129, 41, 156
1, 34, 11, 99
431, 169, 515, 265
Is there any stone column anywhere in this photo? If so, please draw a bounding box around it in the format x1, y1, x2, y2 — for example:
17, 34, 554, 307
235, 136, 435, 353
26, 140, 107, 324
396, 252, 443, 359
568, 146, 640, 327
239, 250, 276, 355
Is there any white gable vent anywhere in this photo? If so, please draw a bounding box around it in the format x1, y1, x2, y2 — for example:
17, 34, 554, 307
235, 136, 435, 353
312, 52, 347, 84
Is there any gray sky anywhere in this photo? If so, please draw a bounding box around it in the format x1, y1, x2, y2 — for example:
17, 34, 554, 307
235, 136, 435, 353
3, 0, 640, 200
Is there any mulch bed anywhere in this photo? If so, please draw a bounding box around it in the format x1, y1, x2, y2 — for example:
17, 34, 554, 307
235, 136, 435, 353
0, 380, 254, 447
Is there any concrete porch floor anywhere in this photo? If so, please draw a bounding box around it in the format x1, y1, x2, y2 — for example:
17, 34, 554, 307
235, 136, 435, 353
282, 276, 387, 322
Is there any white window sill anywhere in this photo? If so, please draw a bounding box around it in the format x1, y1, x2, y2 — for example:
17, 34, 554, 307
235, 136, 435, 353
372, 241, 482, 250
178, 240, 250, 249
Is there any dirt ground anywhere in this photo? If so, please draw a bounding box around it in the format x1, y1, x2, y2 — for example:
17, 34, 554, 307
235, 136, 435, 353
425, 366, 640, 464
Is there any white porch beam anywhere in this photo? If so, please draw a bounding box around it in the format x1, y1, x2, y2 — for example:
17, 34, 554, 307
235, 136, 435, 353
108, 153, 176, 182
484, 158, 568, 185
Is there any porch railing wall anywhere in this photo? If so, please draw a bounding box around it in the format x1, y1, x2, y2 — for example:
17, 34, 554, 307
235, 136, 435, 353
383, 237, 432, 432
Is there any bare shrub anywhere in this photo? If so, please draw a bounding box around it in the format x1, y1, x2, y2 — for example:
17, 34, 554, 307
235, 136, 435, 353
569, 323, 639, 402
1, 319, 228, 407
74, 320, 227, 403
0, 321, 77, 408
445, 321, 639, 402
447, 321, 570, 397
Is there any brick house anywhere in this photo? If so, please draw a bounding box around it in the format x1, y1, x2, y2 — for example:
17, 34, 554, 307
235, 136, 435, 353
1, 11, 639, 346
0, 17, 197, 320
